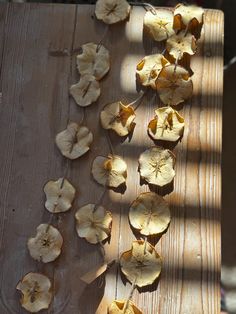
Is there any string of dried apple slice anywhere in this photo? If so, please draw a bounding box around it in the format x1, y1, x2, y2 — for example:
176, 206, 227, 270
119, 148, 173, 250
115, 4, 202, 312
103, 3, 202, 312
71, 1, 135, 293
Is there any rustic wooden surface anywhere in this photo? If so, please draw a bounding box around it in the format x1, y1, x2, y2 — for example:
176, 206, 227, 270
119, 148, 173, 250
0, 3, 223, 314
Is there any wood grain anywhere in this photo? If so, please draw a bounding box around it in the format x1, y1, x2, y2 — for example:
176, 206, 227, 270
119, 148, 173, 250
0, 4, 223, 314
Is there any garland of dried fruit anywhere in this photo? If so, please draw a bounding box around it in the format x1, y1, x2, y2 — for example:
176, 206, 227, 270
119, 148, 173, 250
15, 1, 204, 313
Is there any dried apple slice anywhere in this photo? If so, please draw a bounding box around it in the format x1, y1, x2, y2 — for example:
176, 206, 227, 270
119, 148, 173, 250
75, 204, 112, 244
129, 192, 171, 236
156, 64, 193, 106
144, 9, 175, 42
148, 106, 184, 142
108, 300, 142, 314
44, 178, 76, 213
70, 74, 100, 107
173, 3, 204, 32
16, 272, 52, 313
92, 155, 127, 188
136, 54, 169, 89
100, 101, 136, 136
139, 146, 175, 187
95, 0, 131, 25
56, 122, 93, 159
166, 31, 197, 60
120, 240, 162, 287
27, 224, 63, 263
77, 42, 110, 80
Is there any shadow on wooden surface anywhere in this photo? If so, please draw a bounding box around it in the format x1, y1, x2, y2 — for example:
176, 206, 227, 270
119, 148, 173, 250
0, 3, 223, 314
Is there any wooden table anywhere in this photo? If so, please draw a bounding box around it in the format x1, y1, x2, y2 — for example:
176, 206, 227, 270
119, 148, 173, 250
0, 3, 223, 314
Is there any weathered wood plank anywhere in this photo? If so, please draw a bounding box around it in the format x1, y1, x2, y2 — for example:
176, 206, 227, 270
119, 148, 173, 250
0, 3, 77, 313
0, 4, 223, 314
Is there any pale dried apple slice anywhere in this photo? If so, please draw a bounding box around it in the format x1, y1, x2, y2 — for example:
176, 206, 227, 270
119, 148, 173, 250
120, 240, 162, 287
108, 300, 142, 314
144, 9, 175, 42
70, 74, 100, 107
100, 101, 136, 136
148, 106, 184, 142
44, 178, 76, 213
156, 64, 193, 106
75, 203, 112, 244
95, 0, 131, 25
27, 224, 63, 263
129, 192, 171, 236
166, 31, 197, 60
139, 146, 175, 187
173, 3, 204, 32
136, 54, 169, 89
92, 155, 127, 188
56, 122, 93, 159
77, 42, 110, 80
16, 272, 52, 313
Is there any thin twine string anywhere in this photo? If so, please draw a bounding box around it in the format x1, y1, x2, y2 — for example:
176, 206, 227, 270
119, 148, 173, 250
130, 90, 147, 111
93, 187, 107, 213
94, 186, 108, 289
143, 236, 148, 254
96, 25, 110, 52
122, 279, 137, 313
129, 2, 157, 15
79, 107, 86, 125
105, 131, 115, 155
184, 22, 190, 37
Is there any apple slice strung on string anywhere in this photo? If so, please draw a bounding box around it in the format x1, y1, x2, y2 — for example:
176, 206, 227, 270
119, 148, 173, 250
75, 203, 112, 244
143, 8, 175, 42
76, 42, 110, 80
136, 54, 169, 89
70, 74, 100, 107
173, 3, 204, 33
129, 192, 171, 236
44, 178, 76, 213
27, 224, 63, 263
148, 106, 185, 142
100, 101, 136, 136
166, 31, 197, 60
139, 146, 175, 187
108, 300, 142, 314
92, 155, 127, 188
56, 122, 93, 160
16, 272, 52, 313
120, 240, 162, 288
156, 64, 193, 106
95, 0, 131, 25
